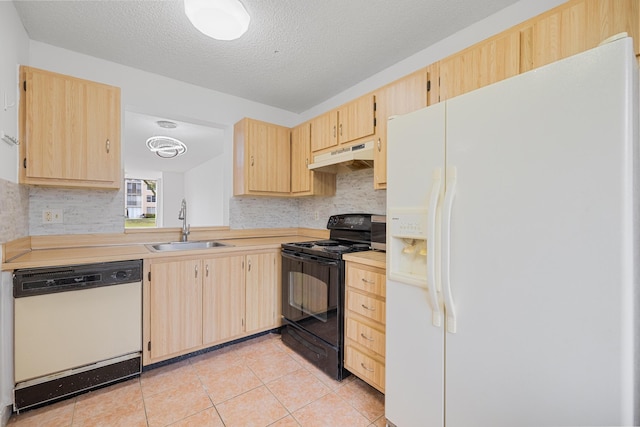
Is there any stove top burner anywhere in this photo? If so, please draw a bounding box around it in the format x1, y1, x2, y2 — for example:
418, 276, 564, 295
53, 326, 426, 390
314, 240, 340, 246
283, 239, 371, 259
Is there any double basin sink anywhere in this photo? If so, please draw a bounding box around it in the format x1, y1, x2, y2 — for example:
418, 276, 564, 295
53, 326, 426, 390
147, 240, 232, 252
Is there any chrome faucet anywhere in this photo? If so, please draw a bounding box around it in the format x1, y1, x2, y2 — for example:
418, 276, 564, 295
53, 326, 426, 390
178, 198, 190, 242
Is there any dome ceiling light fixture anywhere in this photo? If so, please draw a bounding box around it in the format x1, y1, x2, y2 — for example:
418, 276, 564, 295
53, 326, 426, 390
184, 0, 250, 41
146, 136, 188, 158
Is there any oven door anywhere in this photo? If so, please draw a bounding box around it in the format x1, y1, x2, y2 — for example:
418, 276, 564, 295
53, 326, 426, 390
281, 251, 341, 346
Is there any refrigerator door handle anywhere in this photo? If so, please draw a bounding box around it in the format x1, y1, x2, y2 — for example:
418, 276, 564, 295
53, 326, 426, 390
427, 168, 443, 327
442, 166, 458, 333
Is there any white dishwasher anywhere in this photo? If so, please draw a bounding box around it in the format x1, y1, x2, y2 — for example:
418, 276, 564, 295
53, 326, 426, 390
13, 260, 142, 411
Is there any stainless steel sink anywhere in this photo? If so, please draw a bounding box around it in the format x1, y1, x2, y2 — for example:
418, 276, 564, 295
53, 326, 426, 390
147, 240, 232, 252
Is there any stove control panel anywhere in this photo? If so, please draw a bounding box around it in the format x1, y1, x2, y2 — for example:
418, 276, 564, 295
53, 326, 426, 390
327, 214, 373, 230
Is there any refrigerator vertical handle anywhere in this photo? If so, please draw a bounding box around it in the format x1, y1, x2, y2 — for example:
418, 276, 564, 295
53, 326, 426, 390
442, 167, 458, 333
427, 168, 443, 327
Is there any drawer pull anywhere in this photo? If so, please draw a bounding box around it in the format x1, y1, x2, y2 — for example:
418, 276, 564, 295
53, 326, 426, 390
360, 362, 374, 373
360, 333, 374, 341
361, 304, 376, 311
361, 278, 375, 284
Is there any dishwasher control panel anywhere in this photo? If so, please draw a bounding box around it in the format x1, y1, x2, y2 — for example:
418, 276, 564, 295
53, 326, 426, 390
13, 259, 143, 298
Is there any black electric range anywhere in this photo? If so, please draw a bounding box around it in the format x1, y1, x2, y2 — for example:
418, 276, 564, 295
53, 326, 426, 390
280, 213, 375, 380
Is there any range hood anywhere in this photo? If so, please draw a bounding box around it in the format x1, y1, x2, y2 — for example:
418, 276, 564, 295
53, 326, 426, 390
308, 140, 374, 173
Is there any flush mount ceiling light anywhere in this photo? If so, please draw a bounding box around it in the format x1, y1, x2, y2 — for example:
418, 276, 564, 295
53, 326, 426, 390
184, 0, 250, 41
146, 136, 187, 158
156, 120, 177, 129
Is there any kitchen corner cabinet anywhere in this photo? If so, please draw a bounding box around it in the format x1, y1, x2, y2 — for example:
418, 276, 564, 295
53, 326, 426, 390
234, 118, 291, 196
144, 249, 281, 365
373, 69, 430, 189
310, 94, 376, 153
19, 66, 121, 189
291, 122, 336, 196
344, 261, 386, 393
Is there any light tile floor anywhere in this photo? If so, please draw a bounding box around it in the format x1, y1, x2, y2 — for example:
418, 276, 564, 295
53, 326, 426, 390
8, 333, 385, 427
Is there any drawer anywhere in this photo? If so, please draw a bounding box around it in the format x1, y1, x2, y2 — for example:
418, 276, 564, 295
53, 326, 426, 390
346, 264, 385, 297
346, 317, 385, 357
345, 344, 385, 392
347, 290, 385, 324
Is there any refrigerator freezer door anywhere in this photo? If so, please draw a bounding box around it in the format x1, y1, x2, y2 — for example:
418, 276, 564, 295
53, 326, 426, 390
386, 103, 446, 427
444, 39, 638, 426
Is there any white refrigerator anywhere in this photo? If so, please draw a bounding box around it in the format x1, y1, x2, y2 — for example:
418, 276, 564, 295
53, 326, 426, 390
385, 37, 639, 426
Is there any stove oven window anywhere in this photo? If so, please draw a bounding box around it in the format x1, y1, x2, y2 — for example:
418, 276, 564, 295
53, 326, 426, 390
281, 252, 340, 345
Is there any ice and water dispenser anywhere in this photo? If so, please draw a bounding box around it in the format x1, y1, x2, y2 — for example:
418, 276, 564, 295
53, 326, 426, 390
388, 208, 429, 288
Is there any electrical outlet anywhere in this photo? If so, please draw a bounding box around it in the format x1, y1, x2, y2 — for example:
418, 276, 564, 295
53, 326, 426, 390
314, 211, 319, 220
42, 209, 63, 224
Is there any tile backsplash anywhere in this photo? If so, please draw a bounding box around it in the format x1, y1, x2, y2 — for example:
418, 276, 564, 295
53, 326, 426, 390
28, 186, 125, 235
0, 178, 29, 243
229, 169, 386, 230
4, 169, 386, 239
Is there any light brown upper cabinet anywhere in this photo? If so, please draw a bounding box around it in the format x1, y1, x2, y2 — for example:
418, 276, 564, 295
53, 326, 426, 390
291, 122, 336, 196
439, 30, 521, 101
310, 94, 376, 153
519, 0, 640, 73
338, 94, 376, 145
374, 69, 431, 189
310, 111, 338, 152
19, 66, 121, 189
234, 117, 291, 196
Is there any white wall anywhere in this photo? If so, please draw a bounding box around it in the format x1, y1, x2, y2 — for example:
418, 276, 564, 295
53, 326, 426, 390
0, 2, 29, 184
299, 0, 567, 121
26, 41, 299, 231
185, 155, 225, 227
0, 4, 29, 423
161, 172, 185, 228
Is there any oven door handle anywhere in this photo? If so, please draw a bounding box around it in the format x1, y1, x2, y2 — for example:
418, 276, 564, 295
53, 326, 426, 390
281, 251, 340, 267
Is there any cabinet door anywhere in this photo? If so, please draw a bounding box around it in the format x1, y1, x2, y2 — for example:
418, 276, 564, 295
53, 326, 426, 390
439, 30, 520, 101
337, 94, 375, 144
245, 252, 278, 332
203, 255, 246, 344
149, 259, 202, 359
22, 67, 121, 187
84, 81, 121, 182
247, 119, 291, 193
291, 123, 311, 193
24, 68, 75, 180
374, 70, 429, 189
310, 110, 338, 152
520, 0, 639, 73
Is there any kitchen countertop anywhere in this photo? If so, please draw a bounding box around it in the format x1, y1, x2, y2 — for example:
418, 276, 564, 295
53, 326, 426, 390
343, 250, 386, 269
2, 235, 320, 270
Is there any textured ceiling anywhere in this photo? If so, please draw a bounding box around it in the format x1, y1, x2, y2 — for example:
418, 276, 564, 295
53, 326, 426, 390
13, 0, 523, 114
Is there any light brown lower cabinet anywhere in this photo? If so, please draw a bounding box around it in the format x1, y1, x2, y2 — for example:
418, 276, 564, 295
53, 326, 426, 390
143, 249, 281, 365
344, 261, 386, 393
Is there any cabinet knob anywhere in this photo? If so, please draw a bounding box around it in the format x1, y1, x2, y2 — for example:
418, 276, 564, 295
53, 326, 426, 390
333, 125, 336, 138
106, 139, 110, 153
361, 278, 375, 284
248, 259, 252, 272
377, 138, 381, 152
251, 155, 254, 166
339, 124, 343, 136
206, 264, 209, 277
195, 265, 198, 278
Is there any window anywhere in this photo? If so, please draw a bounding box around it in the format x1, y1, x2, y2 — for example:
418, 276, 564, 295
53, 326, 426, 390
125, 178, 158, 228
